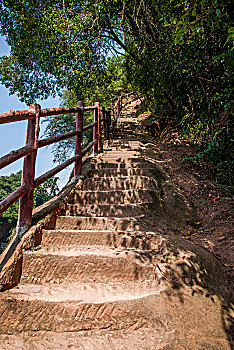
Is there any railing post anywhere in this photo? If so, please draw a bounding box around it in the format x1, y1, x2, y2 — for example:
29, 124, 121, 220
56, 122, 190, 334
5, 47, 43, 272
93, 102, 99, 154
98, 103, 102, 150
17, 103, 40, 234
102, 107, 108, 140
74, 101, 84, 176
107, 107, 111, 139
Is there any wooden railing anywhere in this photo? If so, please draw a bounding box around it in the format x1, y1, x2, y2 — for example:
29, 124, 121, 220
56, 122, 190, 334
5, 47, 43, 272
113, 92, 139, 123
0, 100, 113, 234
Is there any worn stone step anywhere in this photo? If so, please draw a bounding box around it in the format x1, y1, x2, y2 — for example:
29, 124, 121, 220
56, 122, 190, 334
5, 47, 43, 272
55, 216, 145, 231
20, 247, 154, 284
66, 203, 150, 217
107, 140, 142, 146
41, 229, 151, 250
95, 161, 154, 169
115, 125, 138, 130
71, 189, 154, 205
0, 281, 160, 333
102, 151, 140, 157
103, 147, 140, 152
112, 135, 139, 140
98, 154, 141, 160
111, 134, 137, 139
118, 118, 138, 122
0, 329, 228, 350
82, 176, 157, 191
88, 168, 153, 178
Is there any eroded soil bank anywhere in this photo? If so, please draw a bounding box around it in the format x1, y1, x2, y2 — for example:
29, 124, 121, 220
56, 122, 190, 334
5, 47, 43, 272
156, 140, 233, 292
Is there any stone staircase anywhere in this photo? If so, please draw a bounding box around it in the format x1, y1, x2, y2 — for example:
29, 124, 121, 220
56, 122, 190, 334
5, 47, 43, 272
0, 96, 232, 349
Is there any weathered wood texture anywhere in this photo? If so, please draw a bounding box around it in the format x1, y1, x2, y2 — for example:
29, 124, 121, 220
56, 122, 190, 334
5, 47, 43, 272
0, 93, 130, 232
74, 101, 84, 176
18, 104, 40, 228
0, 185, 27, 215
93, 102, 99, 154
0, 106, 97, 125
34, 156, 80, 188
0, 146, 33, 170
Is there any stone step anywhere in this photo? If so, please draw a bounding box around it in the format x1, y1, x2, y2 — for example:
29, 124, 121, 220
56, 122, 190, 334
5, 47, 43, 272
71, 189, 154, 205
97, 155, 142, 160
0, 281, 159, 333
66, 203, 150, 217
107, 140, 142, 146
114, 127, 138, 132
55, 216, 145, 231
100, 154, 141, 160
95, 162, 154, 169
0, 329, 227, 350
82, 176, 157, 191
111, 135, 139, 140
98, 156, 141, 162
102, 150, 140, 156
103, 146, 140, 152
115, 125, 138, 130
118, 118, 138, 122
20, 247, 154, 284
97, 155, 157, 163
41, 229, 151, 250
88, 168, 153, 178
111, 133, 137, 138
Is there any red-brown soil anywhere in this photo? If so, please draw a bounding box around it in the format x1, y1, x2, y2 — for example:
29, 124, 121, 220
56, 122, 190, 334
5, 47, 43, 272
157, 140, 233, 291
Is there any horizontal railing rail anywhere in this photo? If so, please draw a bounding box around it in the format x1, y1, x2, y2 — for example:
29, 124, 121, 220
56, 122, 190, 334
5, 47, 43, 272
113, 92, 139, 123
0, 100, 113, 234
0, 105, 98, 125
0, 146, 33, 170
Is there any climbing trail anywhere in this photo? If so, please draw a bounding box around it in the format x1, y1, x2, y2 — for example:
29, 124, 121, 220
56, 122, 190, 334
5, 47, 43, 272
0, 96, 233, 349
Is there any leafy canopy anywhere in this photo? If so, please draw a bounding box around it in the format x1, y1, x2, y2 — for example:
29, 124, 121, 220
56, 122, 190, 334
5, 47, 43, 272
0, 0, 125, 103
0, 0, 233, 180
0, 171, 59, 227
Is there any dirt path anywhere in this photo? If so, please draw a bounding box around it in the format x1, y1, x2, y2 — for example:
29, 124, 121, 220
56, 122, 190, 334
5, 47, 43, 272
157, 141, 234, 291
0, 96, 233, 349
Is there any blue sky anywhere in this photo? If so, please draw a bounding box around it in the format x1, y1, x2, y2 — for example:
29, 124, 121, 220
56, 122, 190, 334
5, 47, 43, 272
0, 36, 73, 188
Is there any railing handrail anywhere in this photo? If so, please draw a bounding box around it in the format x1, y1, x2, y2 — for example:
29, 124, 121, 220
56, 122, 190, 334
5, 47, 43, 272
113, 91, 139, 123
0, 100, 113, 234
0, 105, 98, 125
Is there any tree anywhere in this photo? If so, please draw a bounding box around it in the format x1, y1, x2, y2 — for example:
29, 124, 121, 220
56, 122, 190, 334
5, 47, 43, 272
0, 171, 59, 246
0, 0, 233, 178
122, 0, 233, 178
0, 0, 125, 103
43, 56, 131, 163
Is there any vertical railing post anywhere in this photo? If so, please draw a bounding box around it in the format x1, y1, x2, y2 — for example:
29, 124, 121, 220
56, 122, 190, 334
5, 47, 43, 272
74, 101, 84, 176
98, 103, 102, 150
102, 107, 108, 140
17, 103, 40, 234
93, 102, 99, 154
107, 107, 111, 139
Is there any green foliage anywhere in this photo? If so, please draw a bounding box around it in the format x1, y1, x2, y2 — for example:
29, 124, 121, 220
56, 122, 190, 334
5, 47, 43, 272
43, 56, 131, 162
0, 171, 59, 237
122, 0, 233, 182
34, 176, 59, 206
0, 171, 21, 225
0, 0, 124, 104
0, 0, 232, 181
